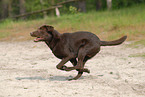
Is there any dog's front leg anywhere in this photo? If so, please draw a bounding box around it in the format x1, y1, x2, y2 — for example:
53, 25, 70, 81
56, 57, 70, 70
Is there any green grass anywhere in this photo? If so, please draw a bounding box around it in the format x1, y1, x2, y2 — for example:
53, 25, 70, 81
0, 4, 145, 46
129, 53, 145, 58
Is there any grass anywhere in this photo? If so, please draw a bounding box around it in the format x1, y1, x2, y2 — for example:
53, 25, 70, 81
129, 53, 145, 58
0, 4, 145, 46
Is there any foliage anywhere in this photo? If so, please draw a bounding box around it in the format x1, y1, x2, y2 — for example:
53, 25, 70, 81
0, 4, 145, 46
0, 0, 145, 20
69, 6, 78, 14
112, 0, 145, 9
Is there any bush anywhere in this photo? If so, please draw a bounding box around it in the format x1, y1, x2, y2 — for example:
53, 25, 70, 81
112, 0, 145, 9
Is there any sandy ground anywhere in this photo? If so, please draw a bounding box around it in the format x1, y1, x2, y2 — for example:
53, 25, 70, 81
0, 41, 145, 97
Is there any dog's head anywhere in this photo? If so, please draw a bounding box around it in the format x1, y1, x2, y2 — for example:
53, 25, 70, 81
30, 25, 54, 42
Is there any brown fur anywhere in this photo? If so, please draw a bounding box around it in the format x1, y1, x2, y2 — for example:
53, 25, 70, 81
30, 25, 127, 80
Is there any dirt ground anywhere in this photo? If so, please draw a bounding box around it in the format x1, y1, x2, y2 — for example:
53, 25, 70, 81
0, 41, 145, 97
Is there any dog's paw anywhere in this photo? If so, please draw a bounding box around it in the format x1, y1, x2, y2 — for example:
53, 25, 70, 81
86, 69, 90, 73
67, 76, 74, 81
61, 66, 67, 70
68, 78, 73, 81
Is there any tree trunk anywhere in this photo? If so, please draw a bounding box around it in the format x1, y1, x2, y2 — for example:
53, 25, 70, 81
8, 0, 12, 17
106, 0, 112, 10
19, 0, 26, 19
96, 0, 102, 11
50, 0, 55, 16
1, 0, 8, 19
40, 0, 47, 18
78, 0, 86, 12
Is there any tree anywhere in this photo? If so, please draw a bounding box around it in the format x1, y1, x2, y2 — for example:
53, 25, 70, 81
50, 0, 55, 16
19, 0, 26, 19
78, 0, 86, 12
1, 0, 8, 19
106, 0, 112, 10
96, 0, 102, 11
8, 0, 12, 17
40, 0, 47, 18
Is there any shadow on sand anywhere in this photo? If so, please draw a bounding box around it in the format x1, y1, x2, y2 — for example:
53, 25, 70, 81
15, 76, 75, 81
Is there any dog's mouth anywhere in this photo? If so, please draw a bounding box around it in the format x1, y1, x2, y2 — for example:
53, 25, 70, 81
34, 37, 44, 42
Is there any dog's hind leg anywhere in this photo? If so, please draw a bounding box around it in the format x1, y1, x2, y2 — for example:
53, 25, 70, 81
68, 57, 90, 80
70, 58, 90, 73
64, 58, 90, 73
68, 72, 83, 80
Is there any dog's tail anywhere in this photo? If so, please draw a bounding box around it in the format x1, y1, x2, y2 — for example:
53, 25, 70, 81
100, 36, 127, 46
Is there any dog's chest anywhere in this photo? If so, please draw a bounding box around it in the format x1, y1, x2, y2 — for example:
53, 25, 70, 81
52, 44, 67, 59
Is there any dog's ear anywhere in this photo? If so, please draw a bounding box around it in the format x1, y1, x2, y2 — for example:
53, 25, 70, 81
43, 25, 60, 40
43, 25, 54, 32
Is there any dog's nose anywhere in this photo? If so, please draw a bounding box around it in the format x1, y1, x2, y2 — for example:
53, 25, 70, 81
30, 32, 33, 36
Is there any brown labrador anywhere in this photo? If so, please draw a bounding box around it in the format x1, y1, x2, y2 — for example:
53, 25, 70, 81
30, 25, 127, 80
